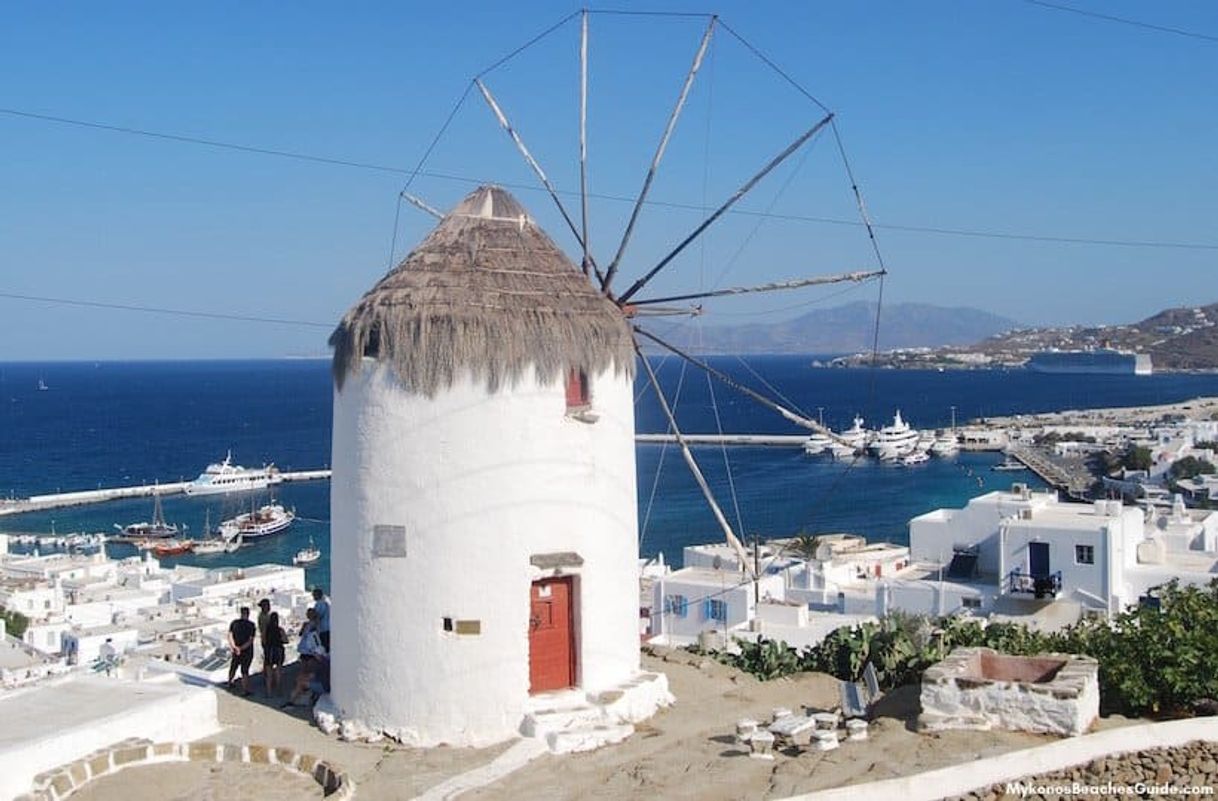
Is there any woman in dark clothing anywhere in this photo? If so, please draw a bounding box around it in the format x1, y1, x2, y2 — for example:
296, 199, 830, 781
264, 612, 287, 696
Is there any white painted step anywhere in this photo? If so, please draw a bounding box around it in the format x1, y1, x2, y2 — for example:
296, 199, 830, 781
546, 722, 634, 754
520, 704, 606, 739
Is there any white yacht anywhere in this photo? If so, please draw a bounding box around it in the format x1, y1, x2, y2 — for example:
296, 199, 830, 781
803, 432, 834, 455
901, 451, 930, 466
219, 503, 295, 540
829, 415, 871, 458
183, 452, 282, 496
930, 432, 960, 457
869, 411, 920, 460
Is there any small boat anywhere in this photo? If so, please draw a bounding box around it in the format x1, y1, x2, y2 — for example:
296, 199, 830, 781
192, 534, 242, 555
191, 510, 242, 554
116, 490, 180, 538
183, 451, 282, 496
294, 539, 321, 566
992, 457, 1025, 472
219, 502, 295, 539
901, 451, 930, 466
37, 378, 49, 391
152, 539, 194, 557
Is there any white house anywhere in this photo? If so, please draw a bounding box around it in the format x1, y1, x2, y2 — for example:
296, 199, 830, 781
650, 564, 876, 651
911, 485, 1218, 617
170, 564, 305, 603
325, 185, 671, 749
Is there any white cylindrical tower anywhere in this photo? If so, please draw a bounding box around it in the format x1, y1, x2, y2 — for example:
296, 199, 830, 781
326, 186, 662, 747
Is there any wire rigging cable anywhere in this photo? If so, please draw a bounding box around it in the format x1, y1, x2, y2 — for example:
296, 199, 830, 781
1024, 0, 1218, 43
4, 108, 1217, 250
638, 356, 690, 551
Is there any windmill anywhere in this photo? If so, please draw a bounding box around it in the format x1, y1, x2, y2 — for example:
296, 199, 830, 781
324, 10, 889, 747
397, 10, 889, 579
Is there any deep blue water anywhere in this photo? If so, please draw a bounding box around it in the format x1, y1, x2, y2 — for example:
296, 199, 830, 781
3, 358, 1218, 587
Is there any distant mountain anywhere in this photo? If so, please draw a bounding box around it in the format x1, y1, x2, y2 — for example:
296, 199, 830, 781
654, 301, 1020, 355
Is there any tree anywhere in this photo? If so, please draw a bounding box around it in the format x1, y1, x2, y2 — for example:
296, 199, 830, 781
1170, 456, 1216, 481
1122, 445, 1153, 472
0, 606, 29, 639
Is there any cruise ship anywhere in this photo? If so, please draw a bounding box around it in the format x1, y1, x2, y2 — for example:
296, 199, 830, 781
182, 452, 282, 496
1026, 349, 1152, 375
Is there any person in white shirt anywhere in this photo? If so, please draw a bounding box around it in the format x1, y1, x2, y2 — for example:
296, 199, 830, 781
311, 588, 331, 652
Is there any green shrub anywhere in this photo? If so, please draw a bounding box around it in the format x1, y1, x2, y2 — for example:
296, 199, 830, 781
711, 579, 1218, 719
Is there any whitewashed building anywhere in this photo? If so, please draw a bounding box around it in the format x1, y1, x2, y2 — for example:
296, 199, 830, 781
911, 485, 1218, 616
324, 186, 671, 749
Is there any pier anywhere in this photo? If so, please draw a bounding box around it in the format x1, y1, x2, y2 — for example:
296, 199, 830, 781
0, 470, 332, 517
635, 433, 810, 447
1006, 446, 1094, 499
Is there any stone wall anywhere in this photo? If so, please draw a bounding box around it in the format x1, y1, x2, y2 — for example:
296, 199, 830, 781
947, 740, 1218, 800
919, 647, 1099, 737
16, 739, 354, 801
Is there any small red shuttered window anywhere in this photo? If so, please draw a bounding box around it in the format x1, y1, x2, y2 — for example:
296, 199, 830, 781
565, 368, 590, 410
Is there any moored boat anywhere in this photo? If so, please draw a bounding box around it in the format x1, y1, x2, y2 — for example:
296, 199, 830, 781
802, 432, 833, 455
183, 451, 282, 496
827, 415, 871, 458
191, 511, 242, 554
152, 539, 194, 557
294, 539, 321, 566
219, 503, 295, 540
930, 433, 960, 457
869, 411, 920, 460
115, 490, 180, 538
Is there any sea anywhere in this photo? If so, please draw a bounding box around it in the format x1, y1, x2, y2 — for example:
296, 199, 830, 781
4, 358, 1218, 590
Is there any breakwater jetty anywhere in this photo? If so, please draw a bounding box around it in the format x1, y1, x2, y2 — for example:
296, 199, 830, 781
0, 469, 331, 517
635, 433, 810, 447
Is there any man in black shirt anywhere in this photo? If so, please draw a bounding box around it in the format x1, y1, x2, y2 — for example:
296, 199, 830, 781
227, 606, 257, 695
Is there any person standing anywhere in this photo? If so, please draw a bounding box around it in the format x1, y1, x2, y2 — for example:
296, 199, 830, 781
311, 588, 331, 652
226, 606, 257, 696
264, 611, 287, 696
256, 598, 272, 688
298, 607, 324, 660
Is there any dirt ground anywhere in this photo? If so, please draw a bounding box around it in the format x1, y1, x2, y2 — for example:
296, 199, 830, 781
69, 761, 321, 801
151, 650, 1136, 801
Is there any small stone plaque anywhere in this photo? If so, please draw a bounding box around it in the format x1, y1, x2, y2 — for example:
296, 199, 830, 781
372, 525, 407, 558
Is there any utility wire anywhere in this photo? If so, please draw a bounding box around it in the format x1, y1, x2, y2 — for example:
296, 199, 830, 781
1025, 0, 1218, 43
0, 290, 333, 328
4, 107, 1216, 251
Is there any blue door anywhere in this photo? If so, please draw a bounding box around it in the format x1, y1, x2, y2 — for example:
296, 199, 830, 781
1028, 542, 1050, 577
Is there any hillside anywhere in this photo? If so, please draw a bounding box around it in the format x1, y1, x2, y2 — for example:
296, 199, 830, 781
970, 302, 1218, 369
655, 301, 1019, 355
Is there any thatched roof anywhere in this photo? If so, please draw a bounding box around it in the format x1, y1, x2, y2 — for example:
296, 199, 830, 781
331, 185, 634, 395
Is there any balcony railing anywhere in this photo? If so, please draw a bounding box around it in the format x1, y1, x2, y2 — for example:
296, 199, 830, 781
1007, 569, 1062, 598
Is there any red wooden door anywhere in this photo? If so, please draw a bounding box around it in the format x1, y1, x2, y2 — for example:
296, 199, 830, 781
529, 577, 575, 693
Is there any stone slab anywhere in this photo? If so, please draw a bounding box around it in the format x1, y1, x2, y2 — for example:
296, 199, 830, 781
0, 676, 220, 801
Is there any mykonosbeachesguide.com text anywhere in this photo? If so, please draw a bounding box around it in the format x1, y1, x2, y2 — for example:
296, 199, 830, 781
1005, 781, 1214, 797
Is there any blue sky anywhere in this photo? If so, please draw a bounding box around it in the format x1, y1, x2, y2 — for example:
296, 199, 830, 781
1, 1, 1215, 359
